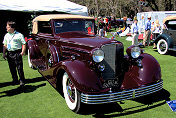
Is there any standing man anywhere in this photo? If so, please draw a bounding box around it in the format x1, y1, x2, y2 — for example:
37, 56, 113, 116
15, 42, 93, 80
3, 21, 26, 86
131, 18, 139, 45
143, 15, 151, 47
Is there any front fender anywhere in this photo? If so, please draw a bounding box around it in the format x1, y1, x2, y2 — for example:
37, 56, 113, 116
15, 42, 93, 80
59, 60, 104, 93
154, 33, 173, 47
121, 53, 161, 89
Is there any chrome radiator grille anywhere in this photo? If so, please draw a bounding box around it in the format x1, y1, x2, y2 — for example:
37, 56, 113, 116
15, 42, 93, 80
101, 44, 123, 80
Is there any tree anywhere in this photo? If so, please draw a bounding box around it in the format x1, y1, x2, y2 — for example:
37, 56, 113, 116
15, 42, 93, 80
69, 0, 176, 18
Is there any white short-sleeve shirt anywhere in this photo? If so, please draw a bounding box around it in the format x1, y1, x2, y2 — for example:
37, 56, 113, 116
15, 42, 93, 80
3, 31, 26, 51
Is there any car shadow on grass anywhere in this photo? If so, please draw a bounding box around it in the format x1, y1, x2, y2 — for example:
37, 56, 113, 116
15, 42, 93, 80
0, 77, 46, 88
0, 83, 46, 98
80, 89, 170, 118
168, 51, 176, 57
153, 49, 176, 57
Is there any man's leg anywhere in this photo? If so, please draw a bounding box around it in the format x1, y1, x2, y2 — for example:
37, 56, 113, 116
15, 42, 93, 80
132, 34, 135, 45
147, 31, 151, 45
15, 53, 25, 86
7, 52, 18, 83
143, 31, 147, 46
143, 30, 149, 46
134, 34, 139, 45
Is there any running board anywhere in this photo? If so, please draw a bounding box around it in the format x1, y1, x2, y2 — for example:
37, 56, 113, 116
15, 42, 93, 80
169, 48, 176, 51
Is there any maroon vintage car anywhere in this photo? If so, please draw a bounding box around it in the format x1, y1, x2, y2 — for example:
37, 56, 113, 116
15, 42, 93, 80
28, 14, 163, 113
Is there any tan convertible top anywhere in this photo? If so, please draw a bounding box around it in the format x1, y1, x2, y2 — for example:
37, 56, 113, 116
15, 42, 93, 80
163, 15, 176, 24
32, 14, 94, 34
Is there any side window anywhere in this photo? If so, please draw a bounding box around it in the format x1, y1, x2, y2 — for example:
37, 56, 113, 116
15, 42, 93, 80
38, 21, 52, 34
166, 21, 176, 30
85, 21, 94, 35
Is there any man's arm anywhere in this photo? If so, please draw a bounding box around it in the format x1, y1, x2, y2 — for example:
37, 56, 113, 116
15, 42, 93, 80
3, 45, 7, 60
131, 24, 134, 34
145, 21, 148, 30
20, 44, 26, 56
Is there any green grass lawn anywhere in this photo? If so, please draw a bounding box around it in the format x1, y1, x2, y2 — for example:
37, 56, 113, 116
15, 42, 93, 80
0, 35, 176, 118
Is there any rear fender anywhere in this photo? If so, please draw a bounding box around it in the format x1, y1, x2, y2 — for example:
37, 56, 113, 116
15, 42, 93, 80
121, 53, 161, 89
28, 40, 42, 59
58, 60, 103, 93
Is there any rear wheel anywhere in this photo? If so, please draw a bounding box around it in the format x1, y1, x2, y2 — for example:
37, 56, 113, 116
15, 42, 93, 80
157, 39, 168, 55
62, 72, 81, 113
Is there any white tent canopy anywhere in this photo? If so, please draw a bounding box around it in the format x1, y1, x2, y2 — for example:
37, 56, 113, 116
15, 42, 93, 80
0, 0, 88, 16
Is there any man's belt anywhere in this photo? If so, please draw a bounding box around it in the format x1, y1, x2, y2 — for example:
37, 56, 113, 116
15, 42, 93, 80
8, 49, 21, 53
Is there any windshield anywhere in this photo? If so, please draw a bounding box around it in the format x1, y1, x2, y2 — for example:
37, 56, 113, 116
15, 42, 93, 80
54, 20, 95, 35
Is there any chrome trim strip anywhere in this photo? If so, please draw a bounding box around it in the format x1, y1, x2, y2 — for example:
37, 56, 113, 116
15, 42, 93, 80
81, 80, 163, 104
54, 46, 59, 62
62, 46, 90, 54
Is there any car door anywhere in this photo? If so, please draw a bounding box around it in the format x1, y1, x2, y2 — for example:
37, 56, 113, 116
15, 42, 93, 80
31, 21, 54, 70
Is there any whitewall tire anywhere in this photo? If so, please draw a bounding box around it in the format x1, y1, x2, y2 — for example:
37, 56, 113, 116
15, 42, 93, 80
28, 49, 35, 69
157, 39, 168, 55
28, 49, 32, 68
62, 72, 81, 113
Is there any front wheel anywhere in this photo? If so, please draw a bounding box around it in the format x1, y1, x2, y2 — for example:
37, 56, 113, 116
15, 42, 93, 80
157, 39, 168, 55
62, 72, 81, 113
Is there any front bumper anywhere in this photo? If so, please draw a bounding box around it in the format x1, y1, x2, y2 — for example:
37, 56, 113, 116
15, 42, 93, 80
81, 80, 163, 104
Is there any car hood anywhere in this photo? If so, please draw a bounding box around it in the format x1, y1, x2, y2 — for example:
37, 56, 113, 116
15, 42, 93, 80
55, 32, 118, 48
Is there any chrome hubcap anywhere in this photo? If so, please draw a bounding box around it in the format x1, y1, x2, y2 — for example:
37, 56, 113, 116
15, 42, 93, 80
159, 42, 166, 51
66, 79, 75, 103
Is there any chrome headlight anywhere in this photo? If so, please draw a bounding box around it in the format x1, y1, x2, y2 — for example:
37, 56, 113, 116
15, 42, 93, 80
131, 47, 141, 58
92, 49, 104, 63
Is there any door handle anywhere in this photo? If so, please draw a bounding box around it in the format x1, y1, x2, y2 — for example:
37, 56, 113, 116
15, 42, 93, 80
68, 41, 75, 43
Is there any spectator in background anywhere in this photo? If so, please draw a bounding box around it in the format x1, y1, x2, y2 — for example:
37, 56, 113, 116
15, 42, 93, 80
104, 17, 108, 35
122, 16, 127, 29
2, 21, 26, 86
151, 21, 155, 32
139, 14, 145, 33
131, 17, 139, 45
116, 16, 127, 35
94, 17, 98, 35
98, 17, 105, 37
152, 19, 161, 49
143, 15, 151, 47
113, 16, 117, 30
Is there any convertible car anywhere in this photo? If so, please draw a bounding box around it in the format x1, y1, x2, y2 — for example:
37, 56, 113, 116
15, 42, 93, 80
28, 14, 163, 113
155, 15, 176, 54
